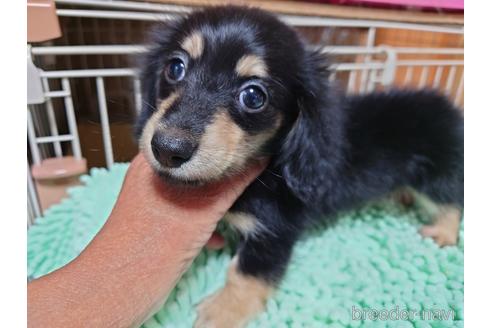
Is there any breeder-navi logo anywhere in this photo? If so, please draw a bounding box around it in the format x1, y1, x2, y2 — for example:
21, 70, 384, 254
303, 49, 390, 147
352, 306, 455, 321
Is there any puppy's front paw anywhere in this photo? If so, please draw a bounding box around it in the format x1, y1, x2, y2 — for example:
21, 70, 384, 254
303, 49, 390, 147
420, 223, 459, 247
194, 288, 253, 328
419, 206, 461, 247
194, 257, 272, 328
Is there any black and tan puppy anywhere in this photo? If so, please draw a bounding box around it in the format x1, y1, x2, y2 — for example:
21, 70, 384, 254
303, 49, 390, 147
135, 6, 464, 328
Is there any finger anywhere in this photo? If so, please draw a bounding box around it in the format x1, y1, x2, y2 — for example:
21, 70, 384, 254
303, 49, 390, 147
205, 231, 226, 250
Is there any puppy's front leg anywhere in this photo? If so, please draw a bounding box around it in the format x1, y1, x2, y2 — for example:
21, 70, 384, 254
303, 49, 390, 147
194, 216, 297, 328
194, 256, 271, 328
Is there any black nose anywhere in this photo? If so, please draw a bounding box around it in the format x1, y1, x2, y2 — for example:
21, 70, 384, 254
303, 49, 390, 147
151, 132, 196, 168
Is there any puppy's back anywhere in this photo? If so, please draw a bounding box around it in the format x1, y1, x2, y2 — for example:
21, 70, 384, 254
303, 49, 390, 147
342, 90, 463, 204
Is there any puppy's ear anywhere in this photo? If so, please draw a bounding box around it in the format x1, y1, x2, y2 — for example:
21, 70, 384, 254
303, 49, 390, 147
134, 21, 181, 139
276, 50, 345, 205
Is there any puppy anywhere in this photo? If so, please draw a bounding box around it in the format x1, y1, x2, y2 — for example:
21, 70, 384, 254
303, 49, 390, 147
135, 6, 463, 328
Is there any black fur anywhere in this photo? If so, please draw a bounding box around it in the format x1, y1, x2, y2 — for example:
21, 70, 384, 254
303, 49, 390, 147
136, 6, 464, 286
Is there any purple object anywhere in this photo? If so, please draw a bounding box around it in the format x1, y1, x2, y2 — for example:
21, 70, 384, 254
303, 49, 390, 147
320, 0, 464, 11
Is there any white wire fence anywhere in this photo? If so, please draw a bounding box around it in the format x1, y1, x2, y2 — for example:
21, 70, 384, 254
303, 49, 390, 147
27, 1, 464, 225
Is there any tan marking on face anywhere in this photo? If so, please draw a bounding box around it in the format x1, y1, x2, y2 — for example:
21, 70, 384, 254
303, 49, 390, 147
168, 108, 277, 180
224, 212, 262, 235
139, 92, 180, 171
195, 256, 272, 328
180, 31, 204, 59
169, 110, 279, 181
169, 111, 245, 180
235, 54, 268, 78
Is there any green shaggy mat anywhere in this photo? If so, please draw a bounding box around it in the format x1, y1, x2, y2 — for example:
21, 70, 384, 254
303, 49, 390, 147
27, 164, 464, 328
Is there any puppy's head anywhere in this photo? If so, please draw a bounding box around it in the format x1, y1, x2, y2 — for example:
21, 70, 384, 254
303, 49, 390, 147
136, 6, 332, 185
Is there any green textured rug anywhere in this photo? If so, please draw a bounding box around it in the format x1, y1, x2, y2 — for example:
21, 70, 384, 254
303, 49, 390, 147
27, 164, 464, 328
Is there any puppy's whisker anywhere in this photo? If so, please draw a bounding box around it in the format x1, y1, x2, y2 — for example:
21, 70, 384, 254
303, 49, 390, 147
268, 77, 288, 92
255, 176, 274, 192
141, 99, 158, 112
266, 169, 284, 179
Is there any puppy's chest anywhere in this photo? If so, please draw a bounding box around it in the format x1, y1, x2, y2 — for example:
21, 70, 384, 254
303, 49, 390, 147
223, 176, 279, 237
223, 211, 261, 236
222, 173, 301, 237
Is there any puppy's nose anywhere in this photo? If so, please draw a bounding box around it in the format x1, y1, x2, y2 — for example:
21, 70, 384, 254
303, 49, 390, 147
151, 132, 196, 168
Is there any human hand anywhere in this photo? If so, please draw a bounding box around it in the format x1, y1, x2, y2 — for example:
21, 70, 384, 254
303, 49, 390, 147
28, 152, 267, 328
111, 152, 267, 252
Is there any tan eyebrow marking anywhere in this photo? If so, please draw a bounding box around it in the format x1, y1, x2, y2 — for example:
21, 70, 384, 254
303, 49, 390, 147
180, 31, 204, 59
235, 54, 268, 78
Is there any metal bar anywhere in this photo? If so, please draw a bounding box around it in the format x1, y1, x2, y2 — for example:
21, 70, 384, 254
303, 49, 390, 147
31, 44, 464, 57
403, 67, 414, 85
27, 165, 42, 220
40, 65, 385, 78
32, 44, 147, 56
320, 46, 385, 55
55, 0, 192, 13
45, 90, 71, 98
27, 198, 35, 228
433, 66, 444, 89
61, 78, 83, 160
133, 78, 142, 114
397, 60, 463, 67
392, 47, 464, 54
36, 135, 74, 144
96, 77, 114, 167
42, 78, 63, 157
418, 66, 429, 88
281, 15, 463, 34
359, 27, 376, 94
41, 68, 136, 79
358, 69, 371, 93
454, 73, 464, 106
31, 44, 384, 57
347, 71, 357, 93
57, 8, 177, 21
366, 70, 377, 92
27, 108, 42, 165
445, 66, 457, 94
54, 8, 463, 34
333, 62, 386, 71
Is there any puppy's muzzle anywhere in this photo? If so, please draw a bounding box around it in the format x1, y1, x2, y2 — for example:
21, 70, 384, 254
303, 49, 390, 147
151, 130, 197, 168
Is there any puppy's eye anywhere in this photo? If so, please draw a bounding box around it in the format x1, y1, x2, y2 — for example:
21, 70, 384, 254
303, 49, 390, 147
239, 84, 268, 112
165, 58, 186, 83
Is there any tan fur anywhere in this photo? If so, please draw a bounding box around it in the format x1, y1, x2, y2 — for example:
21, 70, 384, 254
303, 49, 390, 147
181, 31, 204, 59
169, 110, 279, 181
398, 188, 461, 246
235, 54, 268, 78
140, 94, 281, 180
224, 212, 261, 235
194, 256, 272, 328
169, 111, 245, 180
139, 92, 180, 172
420, 206, 461, 247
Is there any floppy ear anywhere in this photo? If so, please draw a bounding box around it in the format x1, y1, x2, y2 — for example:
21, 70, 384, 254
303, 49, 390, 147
276, 50, 345, 206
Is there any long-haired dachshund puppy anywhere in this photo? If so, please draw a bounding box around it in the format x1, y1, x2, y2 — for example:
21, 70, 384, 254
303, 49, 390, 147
135, 6, 463, 328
